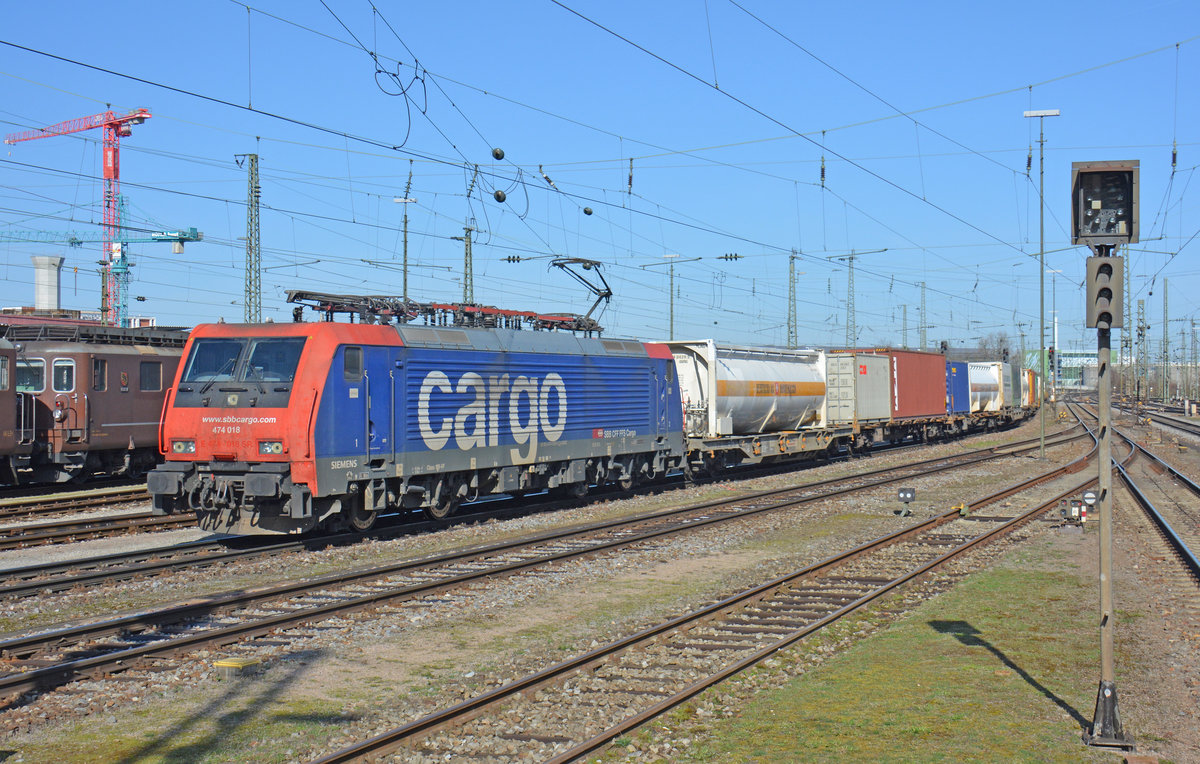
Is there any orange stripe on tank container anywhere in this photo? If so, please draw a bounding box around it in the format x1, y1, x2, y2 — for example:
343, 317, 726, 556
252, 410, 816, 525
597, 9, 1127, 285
716, 380, 826, 397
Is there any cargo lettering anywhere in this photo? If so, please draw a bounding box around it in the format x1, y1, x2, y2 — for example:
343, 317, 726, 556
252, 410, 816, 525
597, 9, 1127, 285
417, 370, 567, 462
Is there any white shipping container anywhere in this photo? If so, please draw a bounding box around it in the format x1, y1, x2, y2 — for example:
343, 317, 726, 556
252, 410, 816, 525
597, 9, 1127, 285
968, 362, 1012, 412
826, 354, 890, 425
667, 340, 826, 438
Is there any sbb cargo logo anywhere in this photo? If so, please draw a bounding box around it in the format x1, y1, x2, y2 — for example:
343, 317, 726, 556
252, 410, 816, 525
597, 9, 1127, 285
418, 371, 567, 463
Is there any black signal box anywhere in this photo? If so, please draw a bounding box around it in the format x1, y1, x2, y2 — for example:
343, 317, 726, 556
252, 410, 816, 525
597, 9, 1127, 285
1071, 160, 1138, 249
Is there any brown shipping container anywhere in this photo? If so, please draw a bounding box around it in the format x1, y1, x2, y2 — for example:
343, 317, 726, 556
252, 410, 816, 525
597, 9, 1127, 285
888, 350, 948, 419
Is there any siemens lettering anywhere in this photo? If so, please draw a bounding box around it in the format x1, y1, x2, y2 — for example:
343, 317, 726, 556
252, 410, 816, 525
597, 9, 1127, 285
418, 370, 568, 461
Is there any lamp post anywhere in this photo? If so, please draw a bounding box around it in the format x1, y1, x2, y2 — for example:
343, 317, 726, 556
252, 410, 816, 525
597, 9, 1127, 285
1025, 108, 1060, 458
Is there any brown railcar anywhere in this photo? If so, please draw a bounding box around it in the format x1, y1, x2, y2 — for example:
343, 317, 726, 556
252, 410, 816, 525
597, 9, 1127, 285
1, 323, 185, 484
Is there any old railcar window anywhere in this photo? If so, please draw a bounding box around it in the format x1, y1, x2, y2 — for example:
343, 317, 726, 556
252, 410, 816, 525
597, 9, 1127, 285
16, 359, 44, 393
241, 337, 306, 383
93, 358, 107, 391
0, 356, 8, 391
343, 346, 363, 381
52, 359, 75, 392
181, 338, 246, 383
140, 361, 162, 392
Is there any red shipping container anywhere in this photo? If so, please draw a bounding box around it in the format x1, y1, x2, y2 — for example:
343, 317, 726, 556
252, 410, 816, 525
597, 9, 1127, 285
888, 350, 948, 419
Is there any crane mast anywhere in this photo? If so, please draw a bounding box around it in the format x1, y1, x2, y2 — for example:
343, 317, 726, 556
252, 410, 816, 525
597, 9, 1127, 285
5, 108, 152, 325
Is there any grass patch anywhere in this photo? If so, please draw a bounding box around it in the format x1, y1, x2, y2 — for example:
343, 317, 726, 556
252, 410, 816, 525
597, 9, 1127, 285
667, 536, 1118, 763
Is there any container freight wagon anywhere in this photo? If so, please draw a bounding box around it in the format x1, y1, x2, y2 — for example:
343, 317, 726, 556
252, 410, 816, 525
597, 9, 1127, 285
665, 341, 841, 472
151, 321, 685, 534
946, 361, 970, 415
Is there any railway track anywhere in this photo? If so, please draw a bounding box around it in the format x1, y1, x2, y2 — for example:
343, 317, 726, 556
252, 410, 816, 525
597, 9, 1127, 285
1118, 432, 1200, 586
0, 424, 1089, 710
311, 421, 1114, 762
0, 427, 1087, 600
0, 511, 196, 551
0, 484, 149, 522
0, 424, 1042, 554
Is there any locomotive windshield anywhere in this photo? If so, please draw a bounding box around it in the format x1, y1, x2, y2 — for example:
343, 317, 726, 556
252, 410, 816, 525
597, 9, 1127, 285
176, 336, 307, 408
181, 337, 306, 385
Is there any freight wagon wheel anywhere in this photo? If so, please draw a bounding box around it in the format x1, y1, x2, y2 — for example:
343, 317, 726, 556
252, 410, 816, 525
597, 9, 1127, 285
616, 472, 634, 492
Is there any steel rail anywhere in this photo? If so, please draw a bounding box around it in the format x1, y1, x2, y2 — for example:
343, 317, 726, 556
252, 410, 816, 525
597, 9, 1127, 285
1116, 439, 1200, 580
0, 424, 1087, 702
314, 420, 1109, 763
0, 513, 195, 550
0, 427, 1086, 598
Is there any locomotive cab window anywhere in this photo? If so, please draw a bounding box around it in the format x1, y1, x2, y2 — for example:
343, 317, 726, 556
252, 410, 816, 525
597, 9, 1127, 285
140, 361, 162, 392
0, 356, 8, 391
181, 338, 245, 384
93, 358, 107, 392
243, 337, 306, 384
52, 359, 75, 392
343, 346, 363, 381
16, 358, 45, 393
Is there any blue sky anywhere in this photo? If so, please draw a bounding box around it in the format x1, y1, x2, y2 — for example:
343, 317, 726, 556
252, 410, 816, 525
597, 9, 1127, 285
1, 1, 1197, 358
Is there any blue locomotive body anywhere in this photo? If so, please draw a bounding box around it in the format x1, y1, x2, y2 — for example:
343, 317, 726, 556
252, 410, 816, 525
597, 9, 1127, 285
151, 320, 684, 534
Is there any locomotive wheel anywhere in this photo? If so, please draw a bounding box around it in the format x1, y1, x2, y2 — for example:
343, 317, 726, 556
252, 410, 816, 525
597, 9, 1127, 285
427, 479, 458, 521
347, 501, 378, 532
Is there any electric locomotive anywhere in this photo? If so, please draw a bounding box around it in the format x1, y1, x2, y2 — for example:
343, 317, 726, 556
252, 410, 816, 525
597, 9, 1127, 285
149, 295, 685, 534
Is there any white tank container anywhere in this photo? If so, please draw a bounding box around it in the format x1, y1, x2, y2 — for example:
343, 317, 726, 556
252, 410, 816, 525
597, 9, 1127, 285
666, 341, 825, 437
969, 361, 1012, 412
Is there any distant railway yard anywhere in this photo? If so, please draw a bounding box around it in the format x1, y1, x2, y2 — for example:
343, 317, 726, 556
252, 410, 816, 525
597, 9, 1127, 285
0, 407, 1193, 763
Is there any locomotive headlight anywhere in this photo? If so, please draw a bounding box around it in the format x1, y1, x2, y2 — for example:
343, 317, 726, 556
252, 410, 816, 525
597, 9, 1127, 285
259, 441, 284, 455
172, 440, 196, 454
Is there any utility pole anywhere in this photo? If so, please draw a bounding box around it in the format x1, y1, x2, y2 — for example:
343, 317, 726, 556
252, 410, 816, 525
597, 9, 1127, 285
1191, 320, 1197, 401
237, 153, 262, 323
1162, 279, 1169, 402
825, 248, 886, 347
920, 281, 927, 349
1025, 108, 1059, 458
451, 225, 475, 304
640, 254, 699, 341
1137, 299, 1148, 404
1121, 264, 1133, 394
394, 161, 415, 304
788, 249, 798, 350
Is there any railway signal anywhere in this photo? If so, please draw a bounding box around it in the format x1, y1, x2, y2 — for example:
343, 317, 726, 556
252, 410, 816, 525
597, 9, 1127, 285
1072, 160, 1138, 751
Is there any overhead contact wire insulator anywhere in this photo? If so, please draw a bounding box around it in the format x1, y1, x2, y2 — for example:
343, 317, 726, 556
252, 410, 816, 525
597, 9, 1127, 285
1172, 142, 1177, 172
820, 156, 825, 187
1026, 149, 1032, 174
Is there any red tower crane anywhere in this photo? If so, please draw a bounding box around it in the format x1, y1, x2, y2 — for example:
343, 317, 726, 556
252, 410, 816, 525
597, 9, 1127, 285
5, 108, 152, 325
